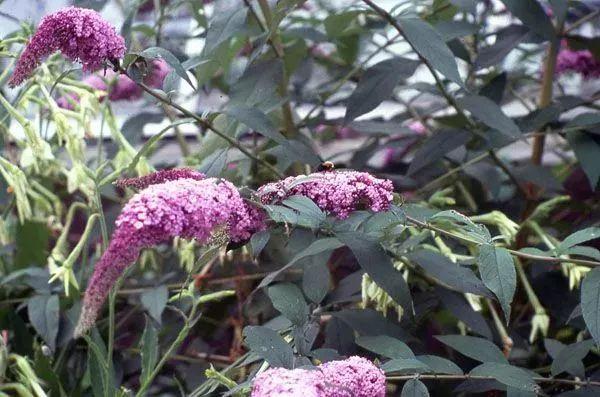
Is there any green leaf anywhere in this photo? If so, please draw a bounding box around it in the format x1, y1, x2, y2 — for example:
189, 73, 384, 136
198, 148, 228, 177
324, 11, 363, 38
356, 335, 415, 359
550, 339, 593, 378
267, 283, 309, 326
336, 231, 413, 313
250, 230, 270, 257
457, 95, 520, 137
224, 105, 286, 145
507, 388, 537, 397
203, 6, 247, 54
85, 332, 116, 397
258, 237, 343, 289
557, 227, 600, 254
566, 131, 600, 188
470, 362, 537, 392
401, 378, 430, 397
582, 268, 600, 346
475, 25, 530, 69
16, 220, 50, 269
566, 112, 600, 129
478, 245, 516, 322
435, 335, 508, 363
434, 21, 479, 41
229, 59, 283, 110
243, 326, 294, 368
27, 295, 59, 351
565, 246, 600, 261
381, 359, 430, 374
408, 250, 492, 297
140, 47, 195, 89
302, 256, 330, 304
344, 57, 419, 123
139, 317, 158, 384
500, 0, 555, 40
398, 17, 464, 87
282, 196, 326, 226
407, 129, 471, 175
416, 355, 463, 375
140, 285, 169, 324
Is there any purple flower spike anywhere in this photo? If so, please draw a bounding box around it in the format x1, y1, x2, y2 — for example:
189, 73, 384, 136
251, 368, 327, 397
258, 170, 394, 219
74, 177, 265, 337
116, 168, 205, 190
9, 7, 126, 87
251, 357, 386, 397
320, 356, 386, 397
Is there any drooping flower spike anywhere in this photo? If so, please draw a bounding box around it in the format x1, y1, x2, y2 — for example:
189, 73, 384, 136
9, 7, 126, 87
258, 170, 394, 219
74, 174, 265, 337
251, 356, 386, 397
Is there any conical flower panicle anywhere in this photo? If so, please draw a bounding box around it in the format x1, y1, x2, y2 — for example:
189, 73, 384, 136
9, 7, 126, 87
75, 174, 265, 337
258, 170, 394, 219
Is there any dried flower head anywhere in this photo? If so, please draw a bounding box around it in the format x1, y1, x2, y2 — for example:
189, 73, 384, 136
9, 7, 126, 87
258, 170, 394, 218
74, 176, 265, 337
250, 356, 386, 397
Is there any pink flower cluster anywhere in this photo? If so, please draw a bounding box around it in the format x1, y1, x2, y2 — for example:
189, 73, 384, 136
9, 7, 126, 87
251, 356, 386, 397
116, 168, 205, 190
74, 174, 264, 337
258, 170, 394, 218
57, 59, 170, 109
556, 48, 600, 79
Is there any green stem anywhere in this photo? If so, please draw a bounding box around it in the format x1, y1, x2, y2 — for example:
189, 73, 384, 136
114, 64, 283, 178
135, 301, 199, 396
94, 185, 109, 252
515, 258, 543, 310
405, 215, 600, 267
361, 0, 478, 131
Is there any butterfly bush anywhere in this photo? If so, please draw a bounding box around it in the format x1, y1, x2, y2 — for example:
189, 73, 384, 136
251, 356, 386, 397
75, 173, 265, 337
258, 170, 394, 219
57, 59, 170, 109
9, 7, 126, 87
556, 44, 600, 79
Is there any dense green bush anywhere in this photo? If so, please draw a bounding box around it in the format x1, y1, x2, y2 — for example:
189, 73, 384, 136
1, 0, 600, 396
